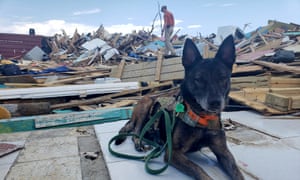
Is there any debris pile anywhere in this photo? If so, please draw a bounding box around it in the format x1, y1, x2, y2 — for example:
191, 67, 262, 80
0, 20, 300, 121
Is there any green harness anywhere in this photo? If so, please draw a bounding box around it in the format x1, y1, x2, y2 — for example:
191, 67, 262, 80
108, 95, 182, 174
108, 107, 176, 174
108, 96, 221, 175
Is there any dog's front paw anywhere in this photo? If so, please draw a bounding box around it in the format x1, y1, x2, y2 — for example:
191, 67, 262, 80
133, 138, 152, 152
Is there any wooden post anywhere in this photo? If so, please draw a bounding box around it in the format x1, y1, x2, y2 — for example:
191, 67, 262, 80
117, 59, 126, 79
155, 50, 164, 81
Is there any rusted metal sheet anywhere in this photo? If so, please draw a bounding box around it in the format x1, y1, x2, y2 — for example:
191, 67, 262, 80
0, 33, 45, 59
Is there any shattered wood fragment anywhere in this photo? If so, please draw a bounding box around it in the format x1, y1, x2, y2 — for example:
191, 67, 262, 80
265, 93, 300, 111
116, 60, 126, 78
96, 100, 137, 109
253, 61, 300, 74
229, 87, 300, 115
231, 76, 269, 90
0, 102, 51, 117
50, 81, 173, 109
155, 50, 164, 81
270, 77, 300, 88
0, 75, 37, 84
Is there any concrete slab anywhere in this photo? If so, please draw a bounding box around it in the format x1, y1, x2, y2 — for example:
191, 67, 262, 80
6, 156, 82, 180
17, 136, 78, 162
222, 111, 300, 138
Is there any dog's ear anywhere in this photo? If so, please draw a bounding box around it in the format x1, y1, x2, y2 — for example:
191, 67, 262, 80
182, 38, 203, 68
215, 35, 236, 69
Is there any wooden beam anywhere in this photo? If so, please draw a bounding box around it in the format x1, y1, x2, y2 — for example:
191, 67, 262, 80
44, 72, 108, 85
155, 50, 164, 81
253, 61, 300, 74
265, 92, 300, 111
35, 107, 133, 128
51, 81, 173, 109
0, 75, 37, 84
116, 59, 126, 78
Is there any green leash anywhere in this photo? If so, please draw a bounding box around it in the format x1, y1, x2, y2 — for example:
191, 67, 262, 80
108, 108, 176, 175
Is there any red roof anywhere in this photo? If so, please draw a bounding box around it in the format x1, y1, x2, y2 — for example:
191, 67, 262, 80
0, 33, 45, 59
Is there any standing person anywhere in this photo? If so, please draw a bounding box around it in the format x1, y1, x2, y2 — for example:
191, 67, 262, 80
161, 5, 176, 56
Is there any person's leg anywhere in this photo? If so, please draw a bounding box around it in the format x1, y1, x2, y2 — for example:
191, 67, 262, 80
164, 26, 176, 55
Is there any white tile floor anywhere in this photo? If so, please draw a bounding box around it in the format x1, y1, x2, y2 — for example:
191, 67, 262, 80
95, 110, 300, 180
222, 111, 300, 139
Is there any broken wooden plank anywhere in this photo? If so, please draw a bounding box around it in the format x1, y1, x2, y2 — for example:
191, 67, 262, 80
253, 61, 300, 74
35, 107, 133, 128
4, 83, 50, 88
0, 102, 51, 117
265, 93, 300, 111
231, 76, 269, 90
229, 87, 300, 115
232, 65, 264, 75
270, 77, 300, 88
229, 91, 285, 115
116, 60, 126, 79
0, 75, 37, 84
110, 57, 183, 82
51, 81, 173, 109
43, 72, 108, 85
97, 100, 137, 109
155, 51, 164, 81
0, 107, 133, 133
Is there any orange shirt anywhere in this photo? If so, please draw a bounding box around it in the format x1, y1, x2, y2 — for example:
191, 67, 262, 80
164, 10, 174, 26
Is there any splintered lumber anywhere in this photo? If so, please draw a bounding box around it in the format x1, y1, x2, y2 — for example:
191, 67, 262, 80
0, 75, 37, 84
229, 91, 283, 115
231, 76, 269, 90
270, 77, 300, 88
155, 51, 164, 81
43, 72, 108, 85
0, 102, 51, 117
0, 82, 139, 100
97, 100, 137, 109
229, 87, 300, 115
51, 81, 173, 109
110, 57, 184, 82
111, 57, 265, 82
265, 91, 300, 111
4, 83, 50, 88
253, 61, 300, 74
236, 50, 274, 63
232, 65, 264, 75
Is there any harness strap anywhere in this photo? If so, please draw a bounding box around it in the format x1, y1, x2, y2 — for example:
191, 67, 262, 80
108, 108, 175, 175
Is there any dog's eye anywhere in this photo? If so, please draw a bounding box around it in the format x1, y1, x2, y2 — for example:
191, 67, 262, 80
195, 77, 205, 87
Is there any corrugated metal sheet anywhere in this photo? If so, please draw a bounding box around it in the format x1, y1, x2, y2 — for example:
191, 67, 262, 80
0, 33, 45, 59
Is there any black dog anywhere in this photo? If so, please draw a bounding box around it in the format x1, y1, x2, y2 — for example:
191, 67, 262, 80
115, 35, 244, 180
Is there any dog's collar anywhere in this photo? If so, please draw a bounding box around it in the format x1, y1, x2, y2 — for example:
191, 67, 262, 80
184, 101, 219, 126
175, 97, 220, 129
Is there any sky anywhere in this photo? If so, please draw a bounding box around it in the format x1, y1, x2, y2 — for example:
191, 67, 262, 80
0, 0, 299, 37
